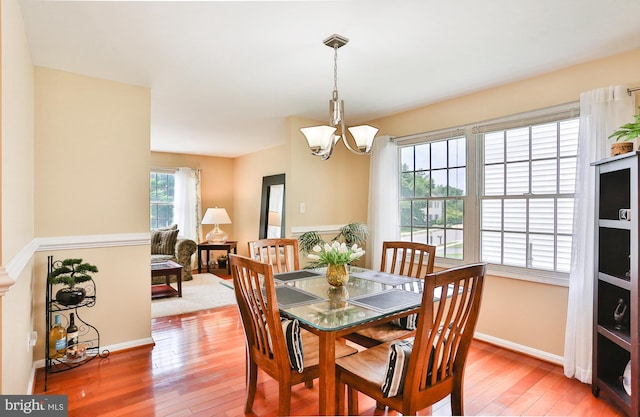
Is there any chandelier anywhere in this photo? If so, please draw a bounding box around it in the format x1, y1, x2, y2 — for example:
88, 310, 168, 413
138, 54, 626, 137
300, 34, 379, 160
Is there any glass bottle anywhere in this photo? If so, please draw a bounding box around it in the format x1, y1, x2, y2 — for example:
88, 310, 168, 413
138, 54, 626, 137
48, 314, 67, 359
66, 313, 79, 360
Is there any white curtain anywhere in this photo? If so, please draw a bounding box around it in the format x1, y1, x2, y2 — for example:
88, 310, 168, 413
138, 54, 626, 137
173, 167, 199, 241
367, 135, 400, 269
564, 86, 636, 383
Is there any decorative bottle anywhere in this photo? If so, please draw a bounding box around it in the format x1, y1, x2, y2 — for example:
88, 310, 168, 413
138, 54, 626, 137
48, 314, 67, 359
66, 313, 79, 360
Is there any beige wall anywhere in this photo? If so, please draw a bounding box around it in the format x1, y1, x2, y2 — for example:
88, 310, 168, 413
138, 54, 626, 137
1, 0, 36, 394
150, 152, 235, 242
370, 48, 640, 358
32, 68, 152, 362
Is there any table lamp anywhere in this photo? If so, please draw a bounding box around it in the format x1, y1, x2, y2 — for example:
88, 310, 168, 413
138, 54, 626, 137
201, 207, 231, 243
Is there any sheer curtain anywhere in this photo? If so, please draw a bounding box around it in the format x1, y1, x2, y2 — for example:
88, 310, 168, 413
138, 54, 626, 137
173, 167, 200, 241
367, 135, 400, 269
564, 86, 636, 383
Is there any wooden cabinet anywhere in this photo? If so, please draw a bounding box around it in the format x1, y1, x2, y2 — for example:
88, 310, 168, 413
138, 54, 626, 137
592, 151, 639, 416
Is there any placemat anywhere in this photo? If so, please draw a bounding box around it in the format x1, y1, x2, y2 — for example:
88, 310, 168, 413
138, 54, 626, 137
349, 289, 422, 313
274, 270, 323, 282
351, 270, 416, 286
268, 286, 324, 308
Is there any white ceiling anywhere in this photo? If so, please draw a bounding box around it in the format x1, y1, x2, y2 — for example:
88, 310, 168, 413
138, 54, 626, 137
19, 0, 640, 158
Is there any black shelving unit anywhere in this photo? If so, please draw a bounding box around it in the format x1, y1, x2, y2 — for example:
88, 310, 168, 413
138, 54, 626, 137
44, 255, 109, 391
592, 151, 639, 416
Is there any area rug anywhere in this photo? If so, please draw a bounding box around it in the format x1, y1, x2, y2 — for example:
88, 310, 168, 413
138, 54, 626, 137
151, 273, 236, 318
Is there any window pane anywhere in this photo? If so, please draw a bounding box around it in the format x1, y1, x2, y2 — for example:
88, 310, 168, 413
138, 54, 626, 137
400, 200, 411, 227
431, 170, 447, 197
400, 226, 411, 240
431, 140, 447, 169
449, 137, 466, 167
557, 235, 572, 273
482, 200, 502, 230
506, 128, 529, 162
446, 199, 464, 228
413, 227, 428, 244
530, 234, 554, 270
412, 200, 427, 227
557, 198, 574, 234
506, 162, 529, 195
449, 167, 466, 196
503, 232, 526, 267
429, 200, 444, 226
445, 229, 463, 260
559, 157, 577, 194
401, 173, 414, 198
415, 144, 429, 171
484, 164, 504, 196
529, 198, 555, 233
428, 229, 445, 249
532, 123, 557, 159
504, 199, 526, 232
481, 231, 502, 263
560, 119, 579, 157
415, 172, 430, 198
531, 159, 557, 194
401, 147, 414, 171
484, 132, 504, 164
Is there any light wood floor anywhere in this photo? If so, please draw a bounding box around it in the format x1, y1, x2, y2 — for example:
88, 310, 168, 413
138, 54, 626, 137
34, 304, 625, 417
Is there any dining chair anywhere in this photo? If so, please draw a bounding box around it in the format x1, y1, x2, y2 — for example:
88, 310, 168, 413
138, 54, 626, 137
248, 238, 300, 273
335, 262, 486, 416
229, 254, 357, 416
344, 241, 436, 348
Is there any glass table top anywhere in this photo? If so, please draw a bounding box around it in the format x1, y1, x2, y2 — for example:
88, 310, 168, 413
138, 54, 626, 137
275, 267, 426, 331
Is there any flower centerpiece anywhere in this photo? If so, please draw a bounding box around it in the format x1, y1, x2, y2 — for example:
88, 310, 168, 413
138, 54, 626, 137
307, 241, 365, 287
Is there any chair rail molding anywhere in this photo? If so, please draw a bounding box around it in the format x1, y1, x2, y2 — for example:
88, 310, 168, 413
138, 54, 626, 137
0, 233, 151, 296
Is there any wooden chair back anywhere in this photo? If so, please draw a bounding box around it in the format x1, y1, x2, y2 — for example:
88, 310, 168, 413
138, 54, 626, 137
380, 241, 436, 278
248, 238, 300, 273
403, 262, 486, 414
229, 254, 290, 380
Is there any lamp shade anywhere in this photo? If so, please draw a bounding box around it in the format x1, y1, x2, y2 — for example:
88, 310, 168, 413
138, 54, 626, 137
300, 125, 337, 155
201, 207, 231, 225
347, 125, 379, 153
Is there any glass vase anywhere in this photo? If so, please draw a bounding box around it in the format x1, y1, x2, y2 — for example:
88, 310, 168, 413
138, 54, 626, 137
326, 263, 349, 287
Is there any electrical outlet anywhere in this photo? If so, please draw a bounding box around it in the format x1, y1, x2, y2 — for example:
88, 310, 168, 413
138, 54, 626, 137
27, 331, 37, 352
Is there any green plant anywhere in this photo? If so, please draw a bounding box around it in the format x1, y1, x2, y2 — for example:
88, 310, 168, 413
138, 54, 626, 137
307, 241, 365, 266
609, 106, 640, 142
48, 258, 99, 288
298, 222, 369, 254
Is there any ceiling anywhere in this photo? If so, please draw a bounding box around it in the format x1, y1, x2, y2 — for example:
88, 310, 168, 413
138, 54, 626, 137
19, 0, 640, 158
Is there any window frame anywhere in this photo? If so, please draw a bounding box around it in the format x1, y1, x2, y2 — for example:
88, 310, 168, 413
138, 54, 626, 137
395, 103, 580, 286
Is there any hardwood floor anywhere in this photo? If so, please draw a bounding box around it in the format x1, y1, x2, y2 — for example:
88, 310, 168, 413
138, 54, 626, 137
34, 305, 625, 417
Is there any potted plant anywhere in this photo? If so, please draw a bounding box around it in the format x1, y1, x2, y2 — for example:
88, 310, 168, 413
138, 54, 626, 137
609, 106, 640, 156
48, 258, 99, 305
217, 255, 228, 269
298, 222, 368, 271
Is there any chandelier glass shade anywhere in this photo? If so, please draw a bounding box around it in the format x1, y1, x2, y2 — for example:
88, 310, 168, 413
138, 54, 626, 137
301, 34, 378, 160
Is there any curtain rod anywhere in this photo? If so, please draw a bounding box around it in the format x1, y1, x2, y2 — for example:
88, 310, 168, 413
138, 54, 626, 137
628, 87, 640, 95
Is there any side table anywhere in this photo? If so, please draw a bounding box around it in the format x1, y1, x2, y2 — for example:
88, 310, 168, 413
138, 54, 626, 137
197, 241, 238, 275
151, 260, 183, 299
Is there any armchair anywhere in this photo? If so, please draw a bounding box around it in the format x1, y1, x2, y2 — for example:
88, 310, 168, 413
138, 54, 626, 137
150, 225, 197, 281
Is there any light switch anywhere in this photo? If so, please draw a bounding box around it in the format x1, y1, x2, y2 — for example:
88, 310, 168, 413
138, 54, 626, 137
299, 203, 305, 213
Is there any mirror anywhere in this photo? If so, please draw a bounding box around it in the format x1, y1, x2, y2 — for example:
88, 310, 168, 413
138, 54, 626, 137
259, 174, 285, 239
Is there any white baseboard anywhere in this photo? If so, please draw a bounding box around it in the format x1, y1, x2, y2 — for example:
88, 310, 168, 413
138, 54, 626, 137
474, 332, 563, 366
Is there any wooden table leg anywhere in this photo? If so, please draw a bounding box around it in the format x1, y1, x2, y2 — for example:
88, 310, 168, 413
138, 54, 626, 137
318, 331, 337, 416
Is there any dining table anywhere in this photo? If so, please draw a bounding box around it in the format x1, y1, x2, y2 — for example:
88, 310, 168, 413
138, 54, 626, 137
273, 266, 430, 416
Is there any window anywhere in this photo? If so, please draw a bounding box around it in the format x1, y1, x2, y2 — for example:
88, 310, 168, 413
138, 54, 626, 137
396, 105, 580, 280
480, 118, 579, 273
399, 136, 466, 259
150, 171, 175, 229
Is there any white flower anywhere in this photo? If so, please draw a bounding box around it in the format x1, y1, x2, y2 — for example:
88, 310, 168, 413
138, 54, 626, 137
307, 254, 320, 260
324, 243, 333, 252
312, 245, 322, 253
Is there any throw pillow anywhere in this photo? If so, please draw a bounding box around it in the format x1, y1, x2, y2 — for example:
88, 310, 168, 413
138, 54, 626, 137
151, 228, 179, 255
381, 337, 438, 398
392, 313, 419, 330
281, 318, 304, 373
